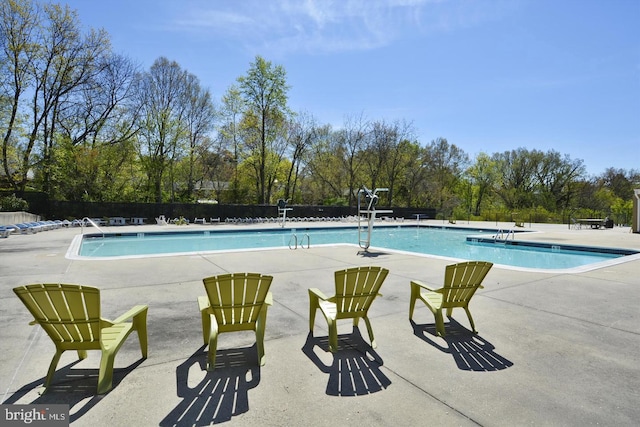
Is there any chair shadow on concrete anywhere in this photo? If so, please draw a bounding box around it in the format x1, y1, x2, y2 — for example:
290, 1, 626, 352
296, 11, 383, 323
411, 319, 513, 371
160, 345, 260, 426
302, 328, 391, 396
2, 359, 143, 422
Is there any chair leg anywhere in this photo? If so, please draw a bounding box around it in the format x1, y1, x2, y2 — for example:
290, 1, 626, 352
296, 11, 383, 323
44, 350, 64, 390
97, 350, 116, 394
308, 291, 319, 333
327, 318, 338, 353
207, 314, 219, 371
434, 309, 446, 337
199, 298, 211, 345
256, 311, 268, 366
362, 316, 377, 349
133, 308, 148, 358
464, 307, 477, 333
409, 282, 419, 320
77, 350, 88, 360
201, 313, 210, 345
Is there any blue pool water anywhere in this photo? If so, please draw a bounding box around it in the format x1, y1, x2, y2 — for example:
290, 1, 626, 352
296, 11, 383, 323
75, 226, 636, 270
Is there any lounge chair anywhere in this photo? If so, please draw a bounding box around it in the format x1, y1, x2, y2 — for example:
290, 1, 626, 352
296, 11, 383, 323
155, 215, 168, 225
13, 283, 148, 394
14, 223, 37, 234
309, 266, 389, 353
409, 261, 493, 337
198, 273, 273, 371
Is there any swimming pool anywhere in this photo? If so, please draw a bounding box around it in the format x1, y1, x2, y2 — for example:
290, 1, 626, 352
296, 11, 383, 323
70, 225, 638, 271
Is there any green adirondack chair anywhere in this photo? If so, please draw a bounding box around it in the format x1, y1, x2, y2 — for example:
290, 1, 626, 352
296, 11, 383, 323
13, 283, 148, 394
309, 266, 389, 353
410, 261, 493, 337
198, 273, 273, 371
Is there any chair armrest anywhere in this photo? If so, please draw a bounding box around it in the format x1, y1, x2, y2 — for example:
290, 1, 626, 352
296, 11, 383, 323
309, 288, 330, 301
112, 305, 148, 324
410, 280, 440, 293
198, 295, 211, 313
265, 291, 273, 306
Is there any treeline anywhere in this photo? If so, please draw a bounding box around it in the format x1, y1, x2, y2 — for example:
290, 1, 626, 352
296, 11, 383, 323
1, 0, 638, 223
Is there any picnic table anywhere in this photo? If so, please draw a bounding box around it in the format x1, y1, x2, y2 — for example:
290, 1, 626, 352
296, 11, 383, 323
578, 218, 605, 229
109, 217, 127, 226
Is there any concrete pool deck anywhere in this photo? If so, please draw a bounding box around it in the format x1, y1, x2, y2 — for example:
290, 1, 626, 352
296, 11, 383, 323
1, 220, 639, 426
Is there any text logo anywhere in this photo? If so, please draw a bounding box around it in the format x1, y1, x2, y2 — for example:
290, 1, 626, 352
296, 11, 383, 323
1, 405, 69, 427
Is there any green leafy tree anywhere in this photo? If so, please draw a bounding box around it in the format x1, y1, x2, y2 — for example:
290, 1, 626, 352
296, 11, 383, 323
493, 148, 538, 210
218, 85, 244, 202
466, 152, 498, 216
237, 56, 290, 204
534, 150, 585, 211
302, 125, 347, 204
422, 138, 469, 214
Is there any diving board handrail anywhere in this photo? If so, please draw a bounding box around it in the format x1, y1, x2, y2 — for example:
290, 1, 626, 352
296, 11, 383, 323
81, 217, 105, 236
357, 186, 392, 249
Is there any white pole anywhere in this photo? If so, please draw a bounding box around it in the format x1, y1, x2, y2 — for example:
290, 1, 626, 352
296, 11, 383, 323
634, 189, 640, 233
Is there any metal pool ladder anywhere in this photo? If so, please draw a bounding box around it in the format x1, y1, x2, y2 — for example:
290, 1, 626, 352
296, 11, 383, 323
288, 233, 310, 249
494, 229, 515, 243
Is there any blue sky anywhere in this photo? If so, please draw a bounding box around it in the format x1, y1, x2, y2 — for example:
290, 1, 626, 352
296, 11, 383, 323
57, 0, 639, 176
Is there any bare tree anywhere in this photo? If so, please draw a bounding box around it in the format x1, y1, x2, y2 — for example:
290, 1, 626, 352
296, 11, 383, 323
337, 113, 370, 206
136, 57, 190, 202
362, 119, 415, 205
282, 111, 318, 201
218, 85, 244, 201
0, 1, 111, 195
0, 0, 38, 190
182, 73, 216, 199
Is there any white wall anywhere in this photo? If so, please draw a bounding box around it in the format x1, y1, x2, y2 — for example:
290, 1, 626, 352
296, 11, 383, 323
0, 211, 40, 225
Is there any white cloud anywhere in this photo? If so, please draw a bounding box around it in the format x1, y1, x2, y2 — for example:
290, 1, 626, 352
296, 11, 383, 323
169, 0, 510, 56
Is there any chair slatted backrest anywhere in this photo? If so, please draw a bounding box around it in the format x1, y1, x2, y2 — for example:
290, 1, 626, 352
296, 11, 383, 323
333, 266, 389, 318
13, 284, 102, 344
441, 261, 493, 308
203, 273, 273, 326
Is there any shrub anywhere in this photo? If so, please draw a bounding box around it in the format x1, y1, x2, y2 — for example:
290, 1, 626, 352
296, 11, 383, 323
0, 194, 29, 212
